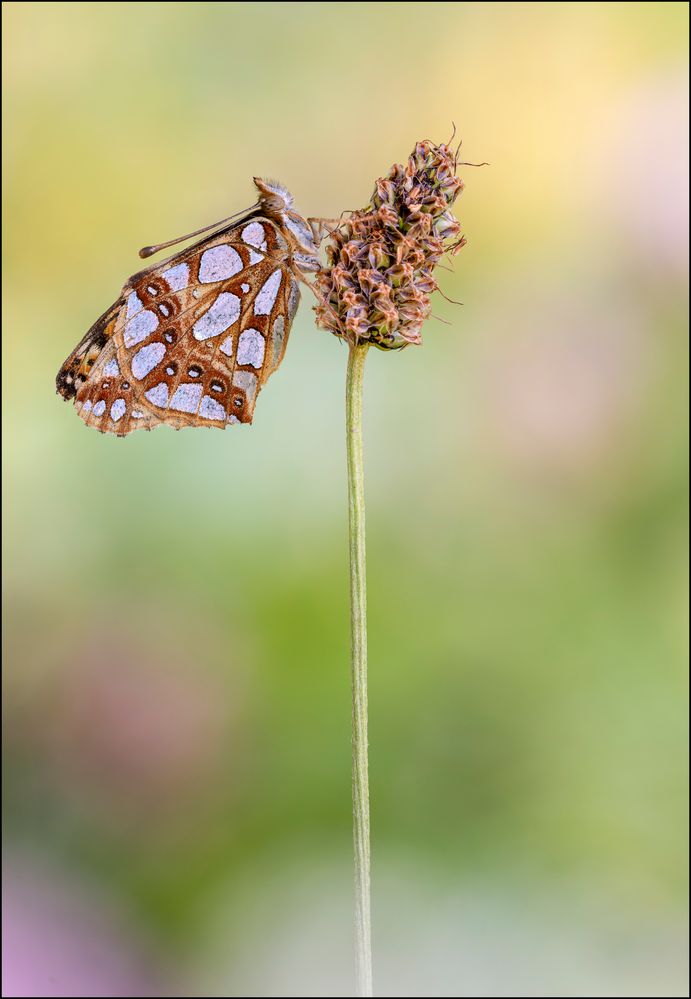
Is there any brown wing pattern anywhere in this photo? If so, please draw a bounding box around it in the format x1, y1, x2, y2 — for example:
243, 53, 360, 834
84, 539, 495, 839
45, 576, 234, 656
57, 216, 301, 436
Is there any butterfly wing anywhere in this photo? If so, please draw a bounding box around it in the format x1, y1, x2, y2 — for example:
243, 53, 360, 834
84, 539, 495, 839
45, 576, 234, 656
57, 216, 301, 436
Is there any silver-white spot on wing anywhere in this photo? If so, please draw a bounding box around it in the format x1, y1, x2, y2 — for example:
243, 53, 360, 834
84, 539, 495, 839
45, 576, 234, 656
287, 277, 300, 320
93, 400, 106, 417
199, 245, 243, 283
145, 382, 169, 407
241, 222, 265, 248
82, 400, 93, 413
254, 269, 282, 316
241, 283, 250, 293
272, 315, 285, 369
199, 395, 226, 421
124, 309, 159, 347
161, 262, 190, 292
132, 342, 166, 380
170, 383, 203, 414
110, 399, 126, 422
193, 292, 241, 341
284, 213, 317, 251
248, 250, 264, 266
132, 410, 145, 419
126, 292, 143, 318
220, 335, 233, 357
232, 369, 258, 405
237, 328, 265, 368
103, 358, 120, 377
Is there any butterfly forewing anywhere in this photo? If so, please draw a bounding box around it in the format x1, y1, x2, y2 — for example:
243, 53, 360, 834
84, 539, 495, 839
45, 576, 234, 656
62, 215, 302, 436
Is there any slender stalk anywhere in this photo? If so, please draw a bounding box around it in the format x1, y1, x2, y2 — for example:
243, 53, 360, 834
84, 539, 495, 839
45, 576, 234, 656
346, 340, 373, 997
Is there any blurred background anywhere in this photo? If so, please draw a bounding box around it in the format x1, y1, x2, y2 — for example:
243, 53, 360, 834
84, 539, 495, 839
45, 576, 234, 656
3, 2, 688, 996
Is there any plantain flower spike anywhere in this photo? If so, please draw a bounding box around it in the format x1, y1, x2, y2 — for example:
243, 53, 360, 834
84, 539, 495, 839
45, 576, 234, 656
314, 137, 468, 349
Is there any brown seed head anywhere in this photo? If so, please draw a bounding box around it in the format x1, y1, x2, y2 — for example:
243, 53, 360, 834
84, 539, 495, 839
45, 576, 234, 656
314, 139, 467, 349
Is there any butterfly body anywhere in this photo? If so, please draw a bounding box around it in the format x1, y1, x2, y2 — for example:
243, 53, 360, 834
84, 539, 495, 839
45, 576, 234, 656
57, 178, 320, 436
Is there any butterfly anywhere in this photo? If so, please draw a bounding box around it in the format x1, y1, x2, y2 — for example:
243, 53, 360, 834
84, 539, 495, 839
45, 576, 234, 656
56, 178, 325, 436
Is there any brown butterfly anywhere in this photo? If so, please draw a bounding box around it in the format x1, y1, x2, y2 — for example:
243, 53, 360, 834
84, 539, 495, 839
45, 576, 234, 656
56, 178, 326, 435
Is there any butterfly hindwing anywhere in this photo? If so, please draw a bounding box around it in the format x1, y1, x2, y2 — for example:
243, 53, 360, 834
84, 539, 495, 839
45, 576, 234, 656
61, 215, 302, 436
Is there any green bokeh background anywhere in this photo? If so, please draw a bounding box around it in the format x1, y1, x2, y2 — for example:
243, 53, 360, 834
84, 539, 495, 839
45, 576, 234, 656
3, 3, 688, 996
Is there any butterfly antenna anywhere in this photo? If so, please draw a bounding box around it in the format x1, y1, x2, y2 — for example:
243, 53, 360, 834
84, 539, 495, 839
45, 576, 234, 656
138, 203, 258, 259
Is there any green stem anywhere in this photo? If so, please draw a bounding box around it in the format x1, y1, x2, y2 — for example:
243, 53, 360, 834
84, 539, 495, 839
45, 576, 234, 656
346, 340, 373, 997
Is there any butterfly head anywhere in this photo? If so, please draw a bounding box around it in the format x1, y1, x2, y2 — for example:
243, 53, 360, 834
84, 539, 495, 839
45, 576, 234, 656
253, 177, 295, 212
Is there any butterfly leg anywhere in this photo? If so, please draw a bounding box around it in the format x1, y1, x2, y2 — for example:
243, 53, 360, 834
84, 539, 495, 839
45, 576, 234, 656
307, 215, 350, 245
289, 259, 324, 301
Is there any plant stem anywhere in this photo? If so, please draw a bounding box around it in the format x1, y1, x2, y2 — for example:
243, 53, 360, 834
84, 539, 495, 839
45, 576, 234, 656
346, 340, 373, 997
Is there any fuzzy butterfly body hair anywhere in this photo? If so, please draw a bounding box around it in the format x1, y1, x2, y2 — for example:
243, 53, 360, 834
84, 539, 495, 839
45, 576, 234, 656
56, 177, 322, 436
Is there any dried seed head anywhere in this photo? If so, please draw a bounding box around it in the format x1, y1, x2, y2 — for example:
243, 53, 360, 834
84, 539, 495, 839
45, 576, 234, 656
314, 139, 467, 349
